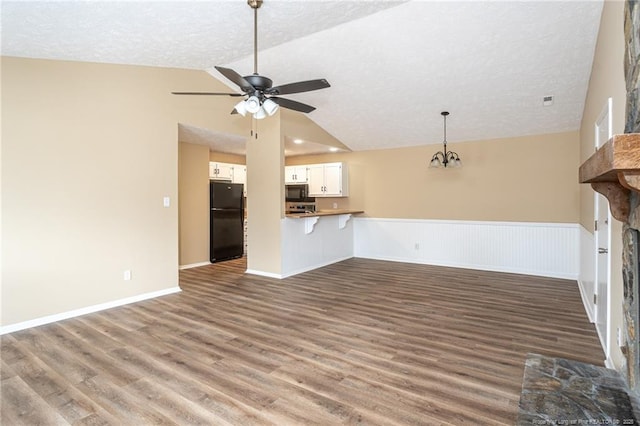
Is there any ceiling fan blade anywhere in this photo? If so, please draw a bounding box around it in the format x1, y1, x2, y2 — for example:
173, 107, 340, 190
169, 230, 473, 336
172, 92, 244, 96
271, 97, 316, 113
215, 66, 255, 93
267, 79, 330, 96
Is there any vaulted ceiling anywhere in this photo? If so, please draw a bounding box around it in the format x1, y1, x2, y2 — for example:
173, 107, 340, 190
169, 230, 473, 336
2, 0, 604, 154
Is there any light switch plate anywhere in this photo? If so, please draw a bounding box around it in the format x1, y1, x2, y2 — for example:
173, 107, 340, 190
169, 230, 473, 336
163, 196, 170, 207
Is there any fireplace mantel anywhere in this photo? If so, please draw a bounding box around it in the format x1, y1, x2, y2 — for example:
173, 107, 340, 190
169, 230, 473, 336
579, 133, 640, 222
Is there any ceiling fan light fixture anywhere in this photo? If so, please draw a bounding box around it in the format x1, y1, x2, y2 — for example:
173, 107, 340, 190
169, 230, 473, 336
245, 95, 261, 114
253, 106, 267, 120
234, 100, 248, 116
263, 98, 279, 116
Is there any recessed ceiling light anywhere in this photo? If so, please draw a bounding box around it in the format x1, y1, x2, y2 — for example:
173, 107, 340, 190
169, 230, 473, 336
293, 139, 304, 144
329, 147, 339, 152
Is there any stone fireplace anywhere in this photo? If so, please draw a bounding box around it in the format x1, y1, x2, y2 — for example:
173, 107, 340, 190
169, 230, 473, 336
621, 0, 640, 396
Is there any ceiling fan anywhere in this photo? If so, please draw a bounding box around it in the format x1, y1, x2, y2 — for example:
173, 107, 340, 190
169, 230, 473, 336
172, 0, 330, 120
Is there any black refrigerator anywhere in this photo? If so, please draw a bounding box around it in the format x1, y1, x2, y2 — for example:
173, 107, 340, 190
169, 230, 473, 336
210, 181, 244, 263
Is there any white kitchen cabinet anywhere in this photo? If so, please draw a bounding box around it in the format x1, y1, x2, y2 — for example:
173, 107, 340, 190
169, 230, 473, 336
284, 166, 308, 184
232, 165, 247, 196
307, 162, 348, 197
209, 162, 234, 181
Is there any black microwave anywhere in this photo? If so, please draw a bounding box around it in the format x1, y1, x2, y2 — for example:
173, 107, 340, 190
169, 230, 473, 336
285, 184, 313, 202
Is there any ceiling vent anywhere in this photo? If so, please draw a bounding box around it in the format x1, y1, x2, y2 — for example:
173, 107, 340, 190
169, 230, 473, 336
543, 95, 554, 106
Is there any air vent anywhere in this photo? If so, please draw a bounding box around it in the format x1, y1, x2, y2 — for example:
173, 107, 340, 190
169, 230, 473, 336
543, 95, 554, 106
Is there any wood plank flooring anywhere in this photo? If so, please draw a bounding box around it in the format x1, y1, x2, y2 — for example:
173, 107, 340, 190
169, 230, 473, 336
1, 258, 604, 425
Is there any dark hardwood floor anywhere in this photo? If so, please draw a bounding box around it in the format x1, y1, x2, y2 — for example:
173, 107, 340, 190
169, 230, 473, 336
1, 257, 603, 425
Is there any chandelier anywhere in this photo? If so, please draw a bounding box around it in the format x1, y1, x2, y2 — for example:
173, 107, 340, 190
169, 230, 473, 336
429, 111, 462, 168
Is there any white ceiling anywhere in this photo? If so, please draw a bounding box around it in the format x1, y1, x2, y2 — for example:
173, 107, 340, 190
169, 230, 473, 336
2, 0, 604, 155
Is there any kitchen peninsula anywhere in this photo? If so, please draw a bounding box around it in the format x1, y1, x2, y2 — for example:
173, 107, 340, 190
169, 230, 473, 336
284, 209, 364, 219
280, 209, 364, 278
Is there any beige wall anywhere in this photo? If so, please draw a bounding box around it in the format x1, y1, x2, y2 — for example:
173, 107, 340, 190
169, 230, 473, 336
179, 142, 210, 266
288, 131, 580, 223
246, 112, 284, 275
579, 0, 627, 370
1, 56, 251, 327
580, 0, 627, 231
209, 151, 246, 164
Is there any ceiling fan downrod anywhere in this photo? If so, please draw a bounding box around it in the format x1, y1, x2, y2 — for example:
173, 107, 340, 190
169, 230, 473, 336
171, 0, 330, 119
248, 0, 263, 75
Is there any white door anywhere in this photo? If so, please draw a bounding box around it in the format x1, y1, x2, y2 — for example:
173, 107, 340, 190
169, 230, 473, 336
593, 97, 612, 354
595, 194, 610, 350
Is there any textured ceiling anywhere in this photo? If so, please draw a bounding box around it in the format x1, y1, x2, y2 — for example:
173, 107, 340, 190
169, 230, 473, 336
2, 0, 604, 154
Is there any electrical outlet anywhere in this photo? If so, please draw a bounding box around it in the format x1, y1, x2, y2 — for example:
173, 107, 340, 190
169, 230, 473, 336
123, 270, 132, 281
333, 202, 338, 209
414, 243, 420, 250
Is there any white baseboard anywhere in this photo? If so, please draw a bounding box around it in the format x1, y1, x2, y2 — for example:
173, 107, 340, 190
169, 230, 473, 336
577, 278, 596, 323
245, 269, 283, 279
179, 261, 211, 270
605, 356, 615, 369
0, 286, 181, 335
358, 254, 577, 280
280, 255, 353, 279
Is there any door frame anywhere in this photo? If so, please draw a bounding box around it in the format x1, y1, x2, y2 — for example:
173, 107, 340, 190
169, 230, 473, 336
593, 97, 613, 359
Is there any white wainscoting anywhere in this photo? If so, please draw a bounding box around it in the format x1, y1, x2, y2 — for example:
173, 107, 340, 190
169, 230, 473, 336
354, 218, 580, 280
579, 226, 596, 322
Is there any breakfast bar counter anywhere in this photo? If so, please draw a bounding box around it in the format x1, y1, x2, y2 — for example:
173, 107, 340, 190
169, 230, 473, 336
284, 209, 364, 219
280, 210, 364, 278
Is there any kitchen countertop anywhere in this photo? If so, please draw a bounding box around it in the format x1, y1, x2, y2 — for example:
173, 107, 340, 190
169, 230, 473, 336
285, 209, 364, 219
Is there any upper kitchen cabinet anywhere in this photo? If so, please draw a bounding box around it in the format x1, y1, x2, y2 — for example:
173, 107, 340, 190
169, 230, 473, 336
209, 162, 234, 181
210, 162, 247, 195
308, 162, 348, 197
284, 166, 309, 184
232, 165, 247, 196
